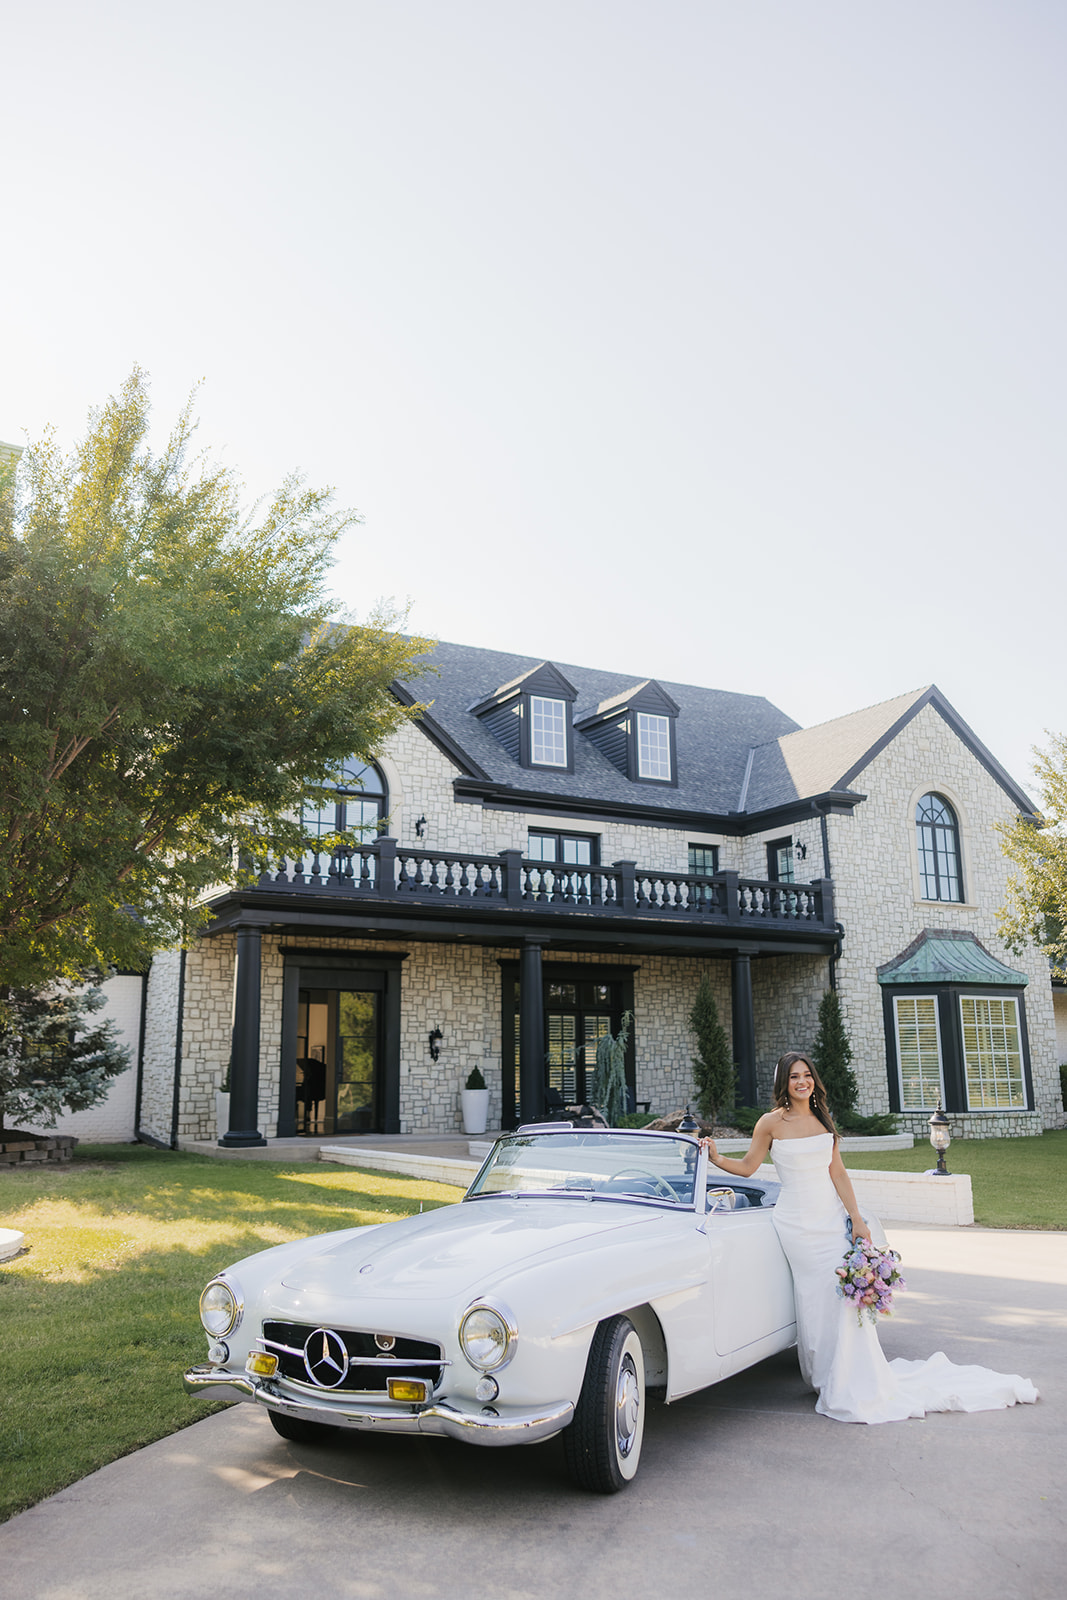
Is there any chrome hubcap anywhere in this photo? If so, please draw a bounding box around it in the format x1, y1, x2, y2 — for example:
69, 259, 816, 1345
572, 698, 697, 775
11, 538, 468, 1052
615, 1353, 640, 1457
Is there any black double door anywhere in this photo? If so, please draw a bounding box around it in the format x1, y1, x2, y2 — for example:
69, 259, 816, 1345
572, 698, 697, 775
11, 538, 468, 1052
504, 967, 634, 1125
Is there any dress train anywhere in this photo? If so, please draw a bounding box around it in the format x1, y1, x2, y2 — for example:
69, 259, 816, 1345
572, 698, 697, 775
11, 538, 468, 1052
769, 1132, 1038, 1425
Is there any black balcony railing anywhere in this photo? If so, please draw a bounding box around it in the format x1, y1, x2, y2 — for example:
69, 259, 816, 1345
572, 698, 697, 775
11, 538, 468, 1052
254, 842, 835, 930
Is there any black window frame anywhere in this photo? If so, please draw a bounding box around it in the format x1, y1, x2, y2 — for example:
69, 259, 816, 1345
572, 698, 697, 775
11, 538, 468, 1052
915, 792, 964, 903
881, 982, 1033, 1115
687, 843, 720, 876
302, 759, 387, 843
766, 836, 796, 884
526, 829, 600, 866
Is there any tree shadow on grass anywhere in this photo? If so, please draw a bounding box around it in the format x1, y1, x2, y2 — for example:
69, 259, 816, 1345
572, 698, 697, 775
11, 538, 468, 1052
4, 1144, 462, 1236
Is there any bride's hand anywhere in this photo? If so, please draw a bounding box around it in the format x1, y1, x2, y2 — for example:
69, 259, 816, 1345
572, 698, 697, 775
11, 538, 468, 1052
699, 1135, 719, 1163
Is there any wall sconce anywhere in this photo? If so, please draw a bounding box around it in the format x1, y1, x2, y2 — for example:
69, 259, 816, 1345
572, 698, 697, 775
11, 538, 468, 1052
428, 1026, 443, 1063
414, 815, 427, 839
794, 840, 807, 861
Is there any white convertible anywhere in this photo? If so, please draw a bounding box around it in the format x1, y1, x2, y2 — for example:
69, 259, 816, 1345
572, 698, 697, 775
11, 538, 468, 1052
184, 1126, 797, 1492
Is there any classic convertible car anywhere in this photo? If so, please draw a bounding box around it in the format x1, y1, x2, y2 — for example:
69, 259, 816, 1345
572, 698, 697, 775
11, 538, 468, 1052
184, 1126, 797, 1491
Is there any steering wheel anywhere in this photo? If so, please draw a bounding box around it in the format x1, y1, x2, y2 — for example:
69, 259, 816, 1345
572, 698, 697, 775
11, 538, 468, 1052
610, 1167, 677, 1202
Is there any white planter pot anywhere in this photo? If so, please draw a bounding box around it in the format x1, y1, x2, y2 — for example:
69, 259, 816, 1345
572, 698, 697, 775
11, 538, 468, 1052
215, 1091, 231, 1141
460, 1087, 489, 1135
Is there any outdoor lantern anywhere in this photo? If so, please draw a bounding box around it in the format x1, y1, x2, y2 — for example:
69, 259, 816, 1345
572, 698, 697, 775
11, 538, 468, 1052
678, 1105, 699, 1134
428, 1026, 443, 1063
927, 1104, 952, 1176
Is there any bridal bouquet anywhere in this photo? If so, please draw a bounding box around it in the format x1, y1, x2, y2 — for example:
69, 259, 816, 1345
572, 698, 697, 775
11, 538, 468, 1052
836, 1236, 906, 1326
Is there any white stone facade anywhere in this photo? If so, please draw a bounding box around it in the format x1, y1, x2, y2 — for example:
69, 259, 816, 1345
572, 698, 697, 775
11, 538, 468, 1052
86, 681, 1062, 1145
827, 702, 1062, 1135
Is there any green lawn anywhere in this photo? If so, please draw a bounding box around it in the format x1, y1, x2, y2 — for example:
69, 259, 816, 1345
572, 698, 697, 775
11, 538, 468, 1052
843, 1128, 1067, 1229
0, 1144, 465, 1524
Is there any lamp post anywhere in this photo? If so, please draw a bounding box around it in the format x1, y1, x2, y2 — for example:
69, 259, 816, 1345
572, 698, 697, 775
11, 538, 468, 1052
926, 1104, 952, 1175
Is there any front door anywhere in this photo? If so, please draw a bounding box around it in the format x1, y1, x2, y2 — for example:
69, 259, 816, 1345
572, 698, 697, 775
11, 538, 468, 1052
545, 983, 613, 1106
296, 986, 381, 1135
503, 967, 634, 1125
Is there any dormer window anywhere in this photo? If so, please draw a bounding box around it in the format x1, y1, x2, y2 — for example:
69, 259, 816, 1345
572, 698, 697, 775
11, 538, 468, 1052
469, 661, 578, 772
530, 695, 568, 767
576, 680, 680, 786
636, 712, 671, 780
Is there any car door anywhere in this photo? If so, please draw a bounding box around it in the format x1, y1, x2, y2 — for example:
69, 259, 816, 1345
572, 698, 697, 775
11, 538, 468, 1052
706, 1206, 795, 1357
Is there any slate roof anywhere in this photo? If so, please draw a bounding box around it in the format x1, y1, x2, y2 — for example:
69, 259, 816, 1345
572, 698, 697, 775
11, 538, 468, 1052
394, 644, 1036, 825
395, 640, 800, 819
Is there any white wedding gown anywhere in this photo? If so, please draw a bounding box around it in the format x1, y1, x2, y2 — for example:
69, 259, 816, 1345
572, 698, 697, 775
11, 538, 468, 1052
770, 1132, 1038, 1424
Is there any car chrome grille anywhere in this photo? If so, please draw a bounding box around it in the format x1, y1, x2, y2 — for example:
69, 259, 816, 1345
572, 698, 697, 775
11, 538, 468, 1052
261, 1321, 446, 1393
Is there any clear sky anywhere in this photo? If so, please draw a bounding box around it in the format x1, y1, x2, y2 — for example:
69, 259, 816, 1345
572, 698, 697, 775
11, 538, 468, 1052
3, 1, 1064, 801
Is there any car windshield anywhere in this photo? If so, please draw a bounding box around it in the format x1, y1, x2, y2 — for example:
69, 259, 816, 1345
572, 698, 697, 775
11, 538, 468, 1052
465, 1130, 698, 1208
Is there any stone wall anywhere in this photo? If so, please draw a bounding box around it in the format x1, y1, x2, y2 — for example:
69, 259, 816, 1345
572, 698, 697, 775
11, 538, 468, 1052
139, 950, 184, 1144
0, 1133, 77, 1168
895, 1110, 1045, 1141
826, 701, 1062, 1133
176, 935, 239, 1141
164, 930, 820, 1139
381, 720, 739, 879
751, 953, 828, 1104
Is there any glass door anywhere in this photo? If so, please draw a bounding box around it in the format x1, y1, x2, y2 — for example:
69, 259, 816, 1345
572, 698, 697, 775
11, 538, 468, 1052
510, 974, 627, 1119
296, 986, 381, 1135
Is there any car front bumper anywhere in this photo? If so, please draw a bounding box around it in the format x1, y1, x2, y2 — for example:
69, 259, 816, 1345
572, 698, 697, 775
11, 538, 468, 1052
183, 1365, 574, 1447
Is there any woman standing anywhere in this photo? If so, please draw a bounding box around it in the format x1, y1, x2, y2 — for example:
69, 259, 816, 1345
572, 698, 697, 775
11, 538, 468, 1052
701, 1051, 1038, 1424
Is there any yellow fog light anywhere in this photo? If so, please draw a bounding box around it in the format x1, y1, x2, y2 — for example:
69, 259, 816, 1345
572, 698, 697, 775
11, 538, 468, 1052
245, 1351, 279, 1378
387, 1378, 427, 1403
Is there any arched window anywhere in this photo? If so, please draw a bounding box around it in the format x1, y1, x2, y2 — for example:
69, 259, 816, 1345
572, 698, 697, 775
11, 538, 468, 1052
915, 793, 962, 902
302, 760, 387, 844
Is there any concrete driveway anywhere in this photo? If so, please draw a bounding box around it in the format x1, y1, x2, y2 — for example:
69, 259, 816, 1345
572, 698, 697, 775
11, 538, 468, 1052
2, 1225, 1063, 1600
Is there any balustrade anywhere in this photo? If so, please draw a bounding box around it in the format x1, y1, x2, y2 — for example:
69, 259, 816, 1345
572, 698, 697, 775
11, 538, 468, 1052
254, 844, 833, 929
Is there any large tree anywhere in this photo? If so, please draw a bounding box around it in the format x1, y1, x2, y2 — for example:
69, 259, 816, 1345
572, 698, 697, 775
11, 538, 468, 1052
0, 369, 432, 992
998, 733, 1067, 978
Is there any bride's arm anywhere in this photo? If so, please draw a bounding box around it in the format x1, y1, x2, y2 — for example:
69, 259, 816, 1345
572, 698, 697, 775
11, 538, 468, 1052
829, 1141, 869, 1241
699, 1113, 775, 1179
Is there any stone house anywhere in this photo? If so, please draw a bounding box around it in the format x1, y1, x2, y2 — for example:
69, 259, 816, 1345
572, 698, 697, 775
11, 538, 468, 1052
70, 640, 1067, 1146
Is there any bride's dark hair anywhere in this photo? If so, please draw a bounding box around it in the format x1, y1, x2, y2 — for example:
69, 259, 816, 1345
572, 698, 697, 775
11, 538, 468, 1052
773, 1051, 837, 1139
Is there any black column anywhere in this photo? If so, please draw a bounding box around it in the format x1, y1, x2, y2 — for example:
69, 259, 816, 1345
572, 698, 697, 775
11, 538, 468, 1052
731, 951, 757, 1108
519, 941, 545, 1125
221, 926, 267, 1147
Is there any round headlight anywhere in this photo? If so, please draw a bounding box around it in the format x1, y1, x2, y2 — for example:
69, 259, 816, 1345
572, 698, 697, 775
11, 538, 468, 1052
199, 1278, 241, 1337
459, 1303, 515, 1372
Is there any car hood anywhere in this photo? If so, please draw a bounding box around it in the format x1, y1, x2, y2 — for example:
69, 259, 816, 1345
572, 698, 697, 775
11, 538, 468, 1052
279, 1196, 666, 1302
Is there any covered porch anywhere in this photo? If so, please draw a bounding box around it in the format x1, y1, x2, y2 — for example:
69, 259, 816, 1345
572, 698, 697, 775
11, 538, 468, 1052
205, 842, 839, 1146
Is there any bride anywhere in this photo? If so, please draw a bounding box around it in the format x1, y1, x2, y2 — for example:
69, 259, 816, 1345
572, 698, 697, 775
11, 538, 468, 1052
701, 1051, 1038, 1424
